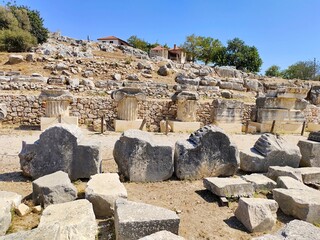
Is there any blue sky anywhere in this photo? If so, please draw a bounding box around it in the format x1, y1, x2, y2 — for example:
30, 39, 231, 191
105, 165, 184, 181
5, 0, 320, 73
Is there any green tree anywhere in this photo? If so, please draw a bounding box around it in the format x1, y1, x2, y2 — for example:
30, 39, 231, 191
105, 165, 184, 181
181, 34, 201, 62
282, 60, 320, 80
265, 65, 282, 77
197, 36, 223, 65
0, 6, 18, 30
0, 28, 36, 52
127, 35, 149, 52
224, 38, 262, 72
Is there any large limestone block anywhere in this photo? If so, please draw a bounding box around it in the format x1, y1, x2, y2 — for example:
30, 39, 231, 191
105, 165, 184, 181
240, 134, 301, 173
139, 230, 185, 240
298, 140, 320, 167
0, 200, 11, 236
0, 225, 62, 240
211, 99, 243, 123
19, 124, 102, 180
277, 176, 309, 190
203, 177, 254, 197
241, 174, 277, 192
256, 97, 308, 110
32, 171, 77, 208
257, 109, 305, 123
276, 87, 309, 99
253, 219, 320, 240
85, 173, 127, 217
115, 199, 180, 240
235, 198, 278, 233
266, 166, 302, 181
0, 191, 22, 207
113, 130, 173, 182
38, 199, 97, 239
299, 167, 320, 184
174, 125, 239, 180
273, 188, 320, 223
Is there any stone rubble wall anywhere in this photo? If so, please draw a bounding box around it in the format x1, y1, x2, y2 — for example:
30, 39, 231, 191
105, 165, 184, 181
0, 94, 319, 131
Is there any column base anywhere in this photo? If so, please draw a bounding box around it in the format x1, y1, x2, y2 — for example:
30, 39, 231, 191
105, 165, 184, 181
40, 117, 78, 131
114, 119, 146, 132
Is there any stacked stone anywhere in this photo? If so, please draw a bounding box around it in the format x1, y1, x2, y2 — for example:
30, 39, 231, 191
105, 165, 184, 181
250, 87, 309, 133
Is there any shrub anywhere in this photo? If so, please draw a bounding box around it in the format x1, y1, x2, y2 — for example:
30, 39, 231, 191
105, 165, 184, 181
0, 29, 37, 52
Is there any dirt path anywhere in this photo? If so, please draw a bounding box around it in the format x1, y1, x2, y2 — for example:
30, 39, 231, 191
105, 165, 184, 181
0, 127, 304, 239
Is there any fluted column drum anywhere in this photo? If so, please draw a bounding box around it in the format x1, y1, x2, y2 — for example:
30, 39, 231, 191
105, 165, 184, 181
117, 97, 138, 121
45, 100, 70, 117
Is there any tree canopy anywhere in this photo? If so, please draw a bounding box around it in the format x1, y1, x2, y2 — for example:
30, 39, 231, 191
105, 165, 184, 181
265, 65, 282, 77
127, 35, 160, 53
0, 3, 48, 52
282, 60, 319, 80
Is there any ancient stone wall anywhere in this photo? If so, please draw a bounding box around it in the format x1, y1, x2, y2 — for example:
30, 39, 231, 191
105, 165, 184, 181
0, 94, 319, 131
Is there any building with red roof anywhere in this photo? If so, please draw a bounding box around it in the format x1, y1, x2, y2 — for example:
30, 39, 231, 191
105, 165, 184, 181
97, 36, 131, 46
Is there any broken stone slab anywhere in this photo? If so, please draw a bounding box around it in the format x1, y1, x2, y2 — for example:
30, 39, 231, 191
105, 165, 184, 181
85, 173, 127, 218
115, 198, 180, 240
273, 187, 320, 223
0, 191, 22, 207
240, 134, 301, 173
266, 166, 302, 181
113, 129, 173, 182
174, 125, 239, 180
38, 199, 97, 239
32, 171, 77, 208
256, 97, 308, 110
19, 124, 102, 180
138, 230, 185, 240
299, 167, 320, 184
203, 177, 254, 198
276, 87, 309, 99
277, 176, 309, 190
241, 174, 277, 192
235, 198, 278, 233
298, 139, 320, 167
15, 203, 30, 217
253, 219, 320, 240
0, 200, 12, 236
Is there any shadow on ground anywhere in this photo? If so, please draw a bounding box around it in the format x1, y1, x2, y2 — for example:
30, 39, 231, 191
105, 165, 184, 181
0, 171, 30, 182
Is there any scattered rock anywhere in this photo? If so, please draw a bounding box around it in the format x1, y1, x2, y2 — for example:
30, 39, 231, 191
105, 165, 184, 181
203, 177, 254, 198
8, 54, 24, 64
241, 174, 277, 192
38, 199, 97, 239
174, 125, 239, 180
0, 200, 11, 236
221, 90, 233, 99
0, 191, 22, 207
139, 230, 185, 240
127, 74, 139, 81
19, 124, 102, 180
115, 198, 180, 240
113, 73, 122, 81
235, 198, 278, 233
157, 65, 170, 76
32, 171, 78, 208
299, 167, 320, 184
113, 129, 173, 182
276, 176, 309, 189
298, 139, 320, 167
85, 173, 127, 217
15, 203, 30, 217
266, 166, 302, 181
273, 187, 320, 223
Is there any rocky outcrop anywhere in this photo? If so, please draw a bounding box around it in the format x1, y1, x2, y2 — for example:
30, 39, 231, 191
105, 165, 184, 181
174, 125, 239, 180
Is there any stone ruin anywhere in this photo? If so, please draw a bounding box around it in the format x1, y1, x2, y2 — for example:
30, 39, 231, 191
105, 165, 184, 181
165, 90, 201, 132
298, 131, 320, 167
211, 99, 243, 133
39, 89, 78, 130
19, 124, 101, 180
111, 87, 146, 132
0, 103, 6, 127
249, 87, 309, 134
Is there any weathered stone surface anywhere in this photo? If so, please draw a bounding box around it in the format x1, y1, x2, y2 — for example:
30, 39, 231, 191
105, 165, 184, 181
235, 198, 278, 233
0, 103, 7, 120
277, 176, 309, 189
256, 108, 305, 123
85, 173, 127, 217
0, 191, 22, 207
0, 200, 11, 236
174, 125, 239, 180
38, 199, 97, 239
157, 65, 170, 76
276, 87, 309, 99
298, 140, 320, 167
308, 131, 320, 142
19, 124, 102, 180
211, 99, 243, 123
32, 171, 77, 208
139, 230, 185, 240
253, 220, 320, 240
172, 91, 199, 122
299, 167, 320, 184
240, 134, 301, 173
115, 199, 180, 240
214, 66, 242, 79
309, 86, 320, 106
241, 174, 277, 192
203, 177, 254, 197
266, 166, 302, 181
8, 54, 24, 64
114, 130, 173, 182
256, 97, 308, 110
244, 79, 261, 92
273, 188, 320, 223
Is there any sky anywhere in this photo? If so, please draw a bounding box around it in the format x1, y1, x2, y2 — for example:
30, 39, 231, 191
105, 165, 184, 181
4, 0, 320, 73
